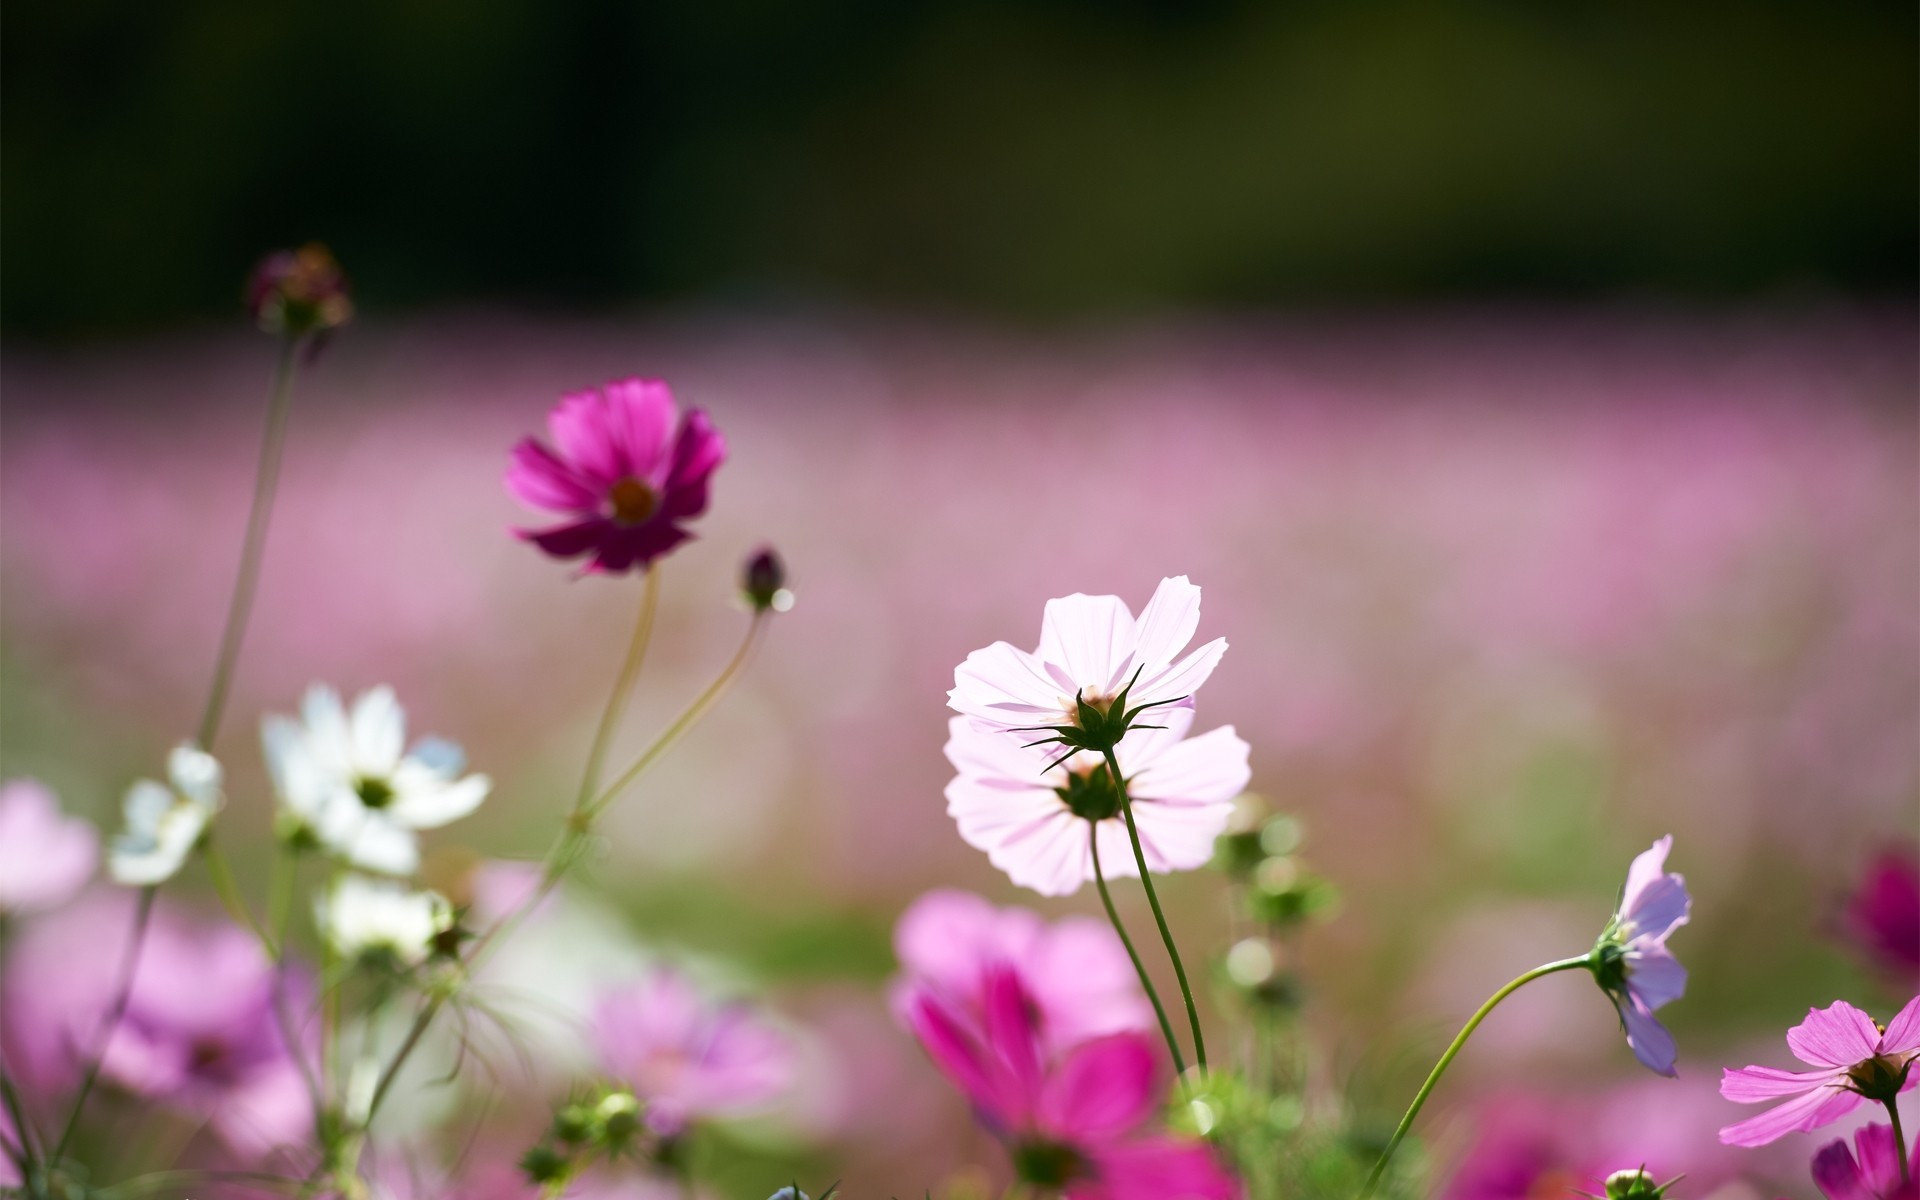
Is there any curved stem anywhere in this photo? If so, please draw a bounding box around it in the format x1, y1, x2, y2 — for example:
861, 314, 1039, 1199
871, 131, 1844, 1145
1090, 822, 1185, 1076
51, 888, 158, 1165
1885, 1100, 1909, 1188
1359, 955, 1591, 1199
1102, 746, 1207, 1074
575, 569, 661, 810
203, 836, 272, 949
196, 338, 299, 752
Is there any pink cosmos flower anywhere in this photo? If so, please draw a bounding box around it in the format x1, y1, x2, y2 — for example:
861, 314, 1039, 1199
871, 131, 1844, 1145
1592, 836, 1692, 1077
592, 968, 794, 1134
891, 889, 1154, 1054
944, 708, 1250, 896
949, 576, 1227, 739
907, 966, 1239, 1199
1812, 1123, 1918, 1200
506, 379, 726, 575
1719, 997, 1920, 1147
1841, 848, 1920, 983
0, 779, 97, 915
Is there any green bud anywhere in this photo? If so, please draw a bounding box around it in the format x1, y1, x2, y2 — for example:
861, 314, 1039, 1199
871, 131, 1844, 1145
1602, 1168, 1680, 1200
519, 1144, 570, 1187
596, 1090, 642, 1148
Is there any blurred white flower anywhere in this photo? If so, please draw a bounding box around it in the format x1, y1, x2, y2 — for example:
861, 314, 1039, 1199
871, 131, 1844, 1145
263, 684, 489, 874
318, 874, 452, 966
109, 744, 223, 886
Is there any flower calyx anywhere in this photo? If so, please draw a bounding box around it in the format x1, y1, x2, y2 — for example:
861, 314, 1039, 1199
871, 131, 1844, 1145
1012, 664, 1185, 771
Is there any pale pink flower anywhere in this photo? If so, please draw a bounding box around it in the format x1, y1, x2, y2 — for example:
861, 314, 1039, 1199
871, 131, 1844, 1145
891, 889, 1154, 1054
505, 378, 726, 575
0, 780, 96, 914
1592, 835, 1691, 1077
1719, 997, 1920, 1147
1812, 1123, 1918, 1200
949, 576, 1227, 739
907, 966, 1239, 1199
944, 707, 1249, 897
592, 968, 794, 1133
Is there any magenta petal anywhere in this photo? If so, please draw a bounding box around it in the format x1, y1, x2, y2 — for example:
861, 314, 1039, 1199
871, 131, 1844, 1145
1851, 1123, 1904, 1196
982, 967, 1045, 1099
1037, 1033, 1158, 1142
666, 408, 727, 491
908, 990, 1019, 1130
1813, 1135, 1872, 1200
519, 518, 614, 560
1877, 994, 1920, 1054
548, 389, 623, 485
505, 439, 600, 512
1719, 1085, 1860, 1147
601, 378, 677, 480
1788, 1001, 1886, 1068
1720, 1063, 1843, 1101
586, 522, 691, 574
1086, 1137, 1242, 1200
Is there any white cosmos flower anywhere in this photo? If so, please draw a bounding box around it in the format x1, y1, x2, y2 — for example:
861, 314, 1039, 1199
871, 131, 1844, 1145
263, 684, 490, 875
109, 744, 224, 886
318, 875, 453, 966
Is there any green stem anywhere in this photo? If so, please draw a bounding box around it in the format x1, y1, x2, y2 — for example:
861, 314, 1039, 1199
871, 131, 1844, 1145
51, 888, 158, 1166
1102, 746, 1207, 1074
196, 338, 298, 752
575, 568, 661, 810
1359, 955, 1590, 1199
1089, 822, 1186, 1076
203, 837, 272, 949
1886, 1100, 1909, 1188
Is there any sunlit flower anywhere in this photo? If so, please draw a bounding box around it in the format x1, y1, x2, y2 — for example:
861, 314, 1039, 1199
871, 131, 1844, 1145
317, 875, 453, 967
592, 967, 795, 1134
948, 576, 1227, 750
944, 708, 1250, 897
1719, 997, 1920, 1147
891, 889, 1154, 1054
505, 378, 726, 575
1812, 1123, 1918, 1200
907, 966, 1239, 1200
263, 684, 490, 875
1589, 835, 1691, 1077
0, 779, 97, 913
108, 744, 223, 886
1841, 848, 1920, 983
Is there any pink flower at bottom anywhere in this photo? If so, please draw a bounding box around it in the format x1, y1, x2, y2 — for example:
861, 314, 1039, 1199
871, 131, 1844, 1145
907, 966, 1238, 1200
891, 889, 1154, 1056
1719, 997, 1920, 1147
0, 779, 96, 915
1812, 1123, 1918, 1200
592, 968, 794, 1132
506, 379, 726, 575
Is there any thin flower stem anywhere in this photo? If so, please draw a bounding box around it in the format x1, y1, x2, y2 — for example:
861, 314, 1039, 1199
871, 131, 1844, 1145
575, 569, 661, 810
0, 1070, 34, 1174
51, 887, 158, 1165
1359, 955, 1591, 1200
203, 837, 273, 949
1090, 822, 1186, 1077
1886, 1100, 1910, 1188
196, 338, 299, 752
264, 846, 325, 1129
1102, 746, 1207, 1074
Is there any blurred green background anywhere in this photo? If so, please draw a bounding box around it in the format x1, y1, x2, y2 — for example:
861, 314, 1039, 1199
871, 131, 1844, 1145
4, 0, 1915, 337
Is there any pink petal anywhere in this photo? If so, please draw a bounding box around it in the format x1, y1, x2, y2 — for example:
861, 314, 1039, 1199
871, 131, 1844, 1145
601, 378, 677, 481
1038, 594, 1139, 696
1036, 1033, 1159, 1142
1812, 1135, 1871, 1200
1126, 725, 1252, 807
504, 439, 599, 512
664, 409, 726, 496
951, 642, 1072, 730
1129, 577, 1203, 678
1620, 997, 1679, 1077
1624, 873, 1691, 944
1719, 1084, 1861, 1147
547, 389, 622, 485
982, 967, 1044, 1098
1620, 836, 1673, 918
1877, 994, 1920, 1055
585, 522, 690, 574
1721, 1063, 1845, 1101
1789, 1001, 1886, 1068
1126, 799, 1238, 873
1085, 1137, 1242, 1200
1132, 637, 1227, 710
1851, 1123, 1903, 1197
1624, 945, 1687, 1011
893, 889, 1015, 993
908, 991, 1018, 1128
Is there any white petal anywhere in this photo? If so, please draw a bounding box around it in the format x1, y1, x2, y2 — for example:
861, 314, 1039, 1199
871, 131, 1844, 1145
1036, 594, 1138, 696
121, 779, 175, 832
950, 642, 1072, 730
1131, 637, 1226, 709
1130, 576, 1203, 673
1127, 725, 1251, 806
166, 744, 224, 812
349, 686, 406, 776
301, 684, 352, 766
388, 771, 490, 830
1127, 799, 1236, 871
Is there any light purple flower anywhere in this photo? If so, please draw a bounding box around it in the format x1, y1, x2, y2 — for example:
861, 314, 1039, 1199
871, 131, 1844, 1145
891, 889, 1154, 1054
1812, 1123, 1919, 1200
944, 708, 1249, 896
948, 576, 1227, 739
506, 378, 726, 575
1719, 997, 1920, 1147
0, 779, 96, 915
592, 968, 794, 1133
1591, 835, 1691, 1077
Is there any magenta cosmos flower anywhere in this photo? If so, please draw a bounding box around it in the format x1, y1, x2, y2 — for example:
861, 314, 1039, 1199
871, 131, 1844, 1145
0, 779, 96, 915
907, 966, 1239, 1199
949, 576, 1227, 743
1590, 835, 1691, 1077
944, 708, 1250, 897
1718, 997, 1920, 1147
506, 379, 726, 575
1842, 848, 1920, 982
1812, 1123, 1918, 1200
892, 889, 1154, 1054
592, 967, 794, 1134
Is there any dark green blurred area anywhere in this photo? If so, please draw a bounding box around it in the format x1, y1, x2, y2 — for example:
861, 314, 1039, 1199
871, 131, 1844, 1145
4, 0, 1915, 336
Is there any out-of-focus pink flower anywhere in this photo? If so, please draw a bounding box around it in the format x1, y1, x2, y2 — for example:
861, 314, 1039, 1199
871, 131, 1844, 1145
907, 966, 1238, 1199
943, 708, 1249, 897
1841, 849, 1920, 983
2, 891, 313, 1158
1719, 997, 1920, 1147
0, 779, 96, 914
949, 576, 1227, 739
1812, 1123, 1918, 1200
1592, 836, 1691, 1077
592, 967, 793, 1132
891, 889, 1153, 1054
506, 379, 726, 575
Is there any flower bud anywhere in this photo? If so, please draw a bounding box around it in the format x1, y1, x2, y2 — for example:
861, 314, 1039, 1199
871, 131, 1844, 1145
1602, 1168, 1679, 1200
742, 546, 793, 613
247, 243, 353, 338
518, 1144, 570, 1187
596, 1089, 642, 1148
